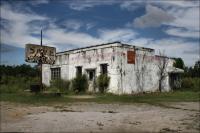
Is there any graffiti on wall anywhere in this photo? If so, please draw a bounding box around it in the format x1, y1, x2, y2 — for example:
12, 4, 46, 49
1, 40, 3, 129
25, 44, 56, 64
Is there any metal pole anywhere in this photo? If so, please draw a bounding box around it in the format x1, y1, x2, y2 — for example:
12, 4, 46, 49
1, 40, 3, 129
40, 29, 43, 91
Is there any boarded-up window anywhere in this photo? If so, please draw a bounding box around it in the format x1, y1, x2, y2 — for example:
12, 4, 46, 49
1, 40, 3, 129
127, 51, 135, 64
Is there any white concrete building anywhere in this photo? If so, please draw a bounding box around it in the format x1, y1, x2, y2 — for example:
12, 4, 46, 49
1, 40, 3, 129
42, 42, 183, 94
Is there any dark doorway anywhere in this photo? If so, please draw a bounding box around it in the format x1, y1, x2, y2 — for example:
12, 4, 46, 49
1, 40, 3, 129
76, 66, 82, 76
100, 64, 108, 75
86, 69, 96, 81
86, 69, 96, 92
169, 73, 182, 90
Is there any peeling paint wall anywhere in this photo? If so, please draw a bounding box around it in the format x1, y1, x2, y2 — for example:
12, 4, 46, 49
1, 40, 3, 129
42, 42, 176, 94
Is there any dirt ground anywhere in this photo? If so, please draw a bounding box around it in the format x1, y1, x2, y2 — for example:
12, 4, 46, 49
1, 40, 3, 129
0, 101, 199, 133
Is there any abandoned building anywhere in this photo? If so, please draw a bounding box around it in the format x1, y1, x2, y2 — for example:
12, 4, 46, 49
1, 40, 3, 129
42, 42, 183, 94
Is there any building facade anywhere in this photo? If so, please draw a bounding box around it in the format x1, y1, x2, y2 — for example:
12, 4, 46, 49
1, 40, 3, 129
42, 42, 183, 94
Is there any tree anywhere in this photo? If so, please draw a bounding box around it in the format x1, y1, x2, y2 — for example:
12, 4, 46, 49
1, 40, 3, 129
71, 74, 88, 93
193, 60, 200, 77
183, 60, 200, 78
173, 58, 184, 69
0, 64, 38, 77
96, 74, 110, 93
156, 51, 168, 92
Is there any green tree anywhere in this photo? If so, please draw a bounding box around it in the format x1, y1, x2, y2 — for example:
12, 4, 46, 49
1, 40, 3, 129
173, 58, 185, 69
193, 60, 200, 77
96, 74, 110, 93
71, 74, 88, 93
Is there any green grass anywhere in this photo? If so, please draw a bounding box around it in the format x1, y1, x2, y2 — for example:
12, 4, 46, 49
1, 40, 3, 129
1, 76, 199, 106
94, 91, 200, 104
0, 91, 199, 106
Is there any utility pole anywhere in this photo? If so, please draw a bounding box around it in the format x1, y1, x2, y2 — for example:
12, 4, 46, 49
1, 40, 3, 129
40, 29, 43, 91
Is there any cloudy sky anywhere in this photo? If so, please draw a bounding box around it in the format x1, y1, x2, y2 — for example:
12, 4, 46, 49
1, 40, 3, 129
0, 0, 199, 66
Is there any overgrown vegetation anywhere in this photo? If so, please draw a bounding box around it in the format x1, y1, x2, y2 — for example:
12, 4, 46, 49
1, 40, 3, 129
183, 60, 200, 78
0, 64, 39, 77
0, 64, 40, 93
181, 78, 200, 92
71, 74, 88, 93
172, 59, 199, 92
49, 79, 70, 94
96, 74, 110, 93
0, 76, 39, 93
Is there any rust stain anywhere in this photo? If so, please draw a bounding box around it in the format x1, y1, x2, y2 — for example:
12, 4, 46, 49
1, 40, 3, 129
127, 51, 135, 64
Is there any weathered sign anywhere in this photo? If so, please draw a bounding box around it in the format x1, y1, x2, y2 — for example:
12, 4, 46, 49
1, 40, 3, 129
25, 44, 56, 64
127, 51, 135, 64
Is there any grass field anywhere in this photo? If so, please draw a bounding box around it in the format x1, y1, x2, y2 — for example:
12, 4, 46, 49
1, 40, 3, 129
0, 91, 199, 106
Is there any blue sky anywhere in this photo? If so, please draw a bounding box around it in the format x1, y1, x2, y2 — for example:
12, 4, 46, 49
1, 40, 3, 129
0, 0, 199, 66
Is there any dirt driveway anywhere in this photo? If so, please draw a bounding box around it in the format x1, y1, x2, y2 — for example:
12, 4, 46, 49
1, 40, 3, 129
1, 101, 199, 132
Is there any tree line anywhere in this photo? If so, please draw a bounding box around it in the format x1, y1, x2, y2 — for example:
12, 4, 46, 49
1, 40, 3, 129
173, 58, 200, 78
0, 64, 39, 77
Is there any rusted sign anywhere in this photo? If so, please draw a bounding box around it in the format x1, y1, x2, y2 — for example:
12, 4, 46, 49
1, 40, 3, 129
127, 51, 135, 64
25, 44, 56, 64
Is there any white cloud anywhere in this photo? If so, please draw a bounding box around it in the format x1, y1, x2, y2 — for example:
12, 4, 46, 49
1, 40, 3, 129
61, 20, 96, 31
165, 27, 199, 39
153, 0, 199, 8
0, 4, 48, 47
132, 2, 199, 39
133, 5, 175, 28
167, 7, 199, 31
120, 1, 199, 11
45, 28, 103, 48
29, 0, 49, 6
120, 1, 141, 11
86, 23, 95, 30
163, 6, 199, 39
61, 19, 83, 30
98, 29, 137, 42
67, 0, 117, 11
43, 28, 138, 51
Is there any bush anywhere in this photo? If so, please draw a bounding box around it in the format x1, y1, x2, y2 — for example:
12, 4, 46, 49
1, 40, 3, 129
0, 76, 39, 93
96, 74, 110, 93
71, 74, 88, 93
181, 77, 200, 92
50, 79, 70, 93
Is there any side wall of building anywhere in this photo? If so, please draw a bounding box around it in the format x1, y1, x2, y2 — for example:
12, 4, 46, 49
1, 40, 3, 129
113, 47, 172, 94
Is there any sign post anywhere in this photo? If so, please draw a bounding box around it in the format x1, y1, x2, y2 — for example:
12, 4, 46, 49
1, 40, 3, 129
25, 30, 56, 91
40, 30, 43, 90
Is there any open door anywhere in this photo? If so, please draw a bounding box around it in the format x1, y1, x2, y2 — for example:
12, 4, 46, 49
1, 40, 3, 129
169, 73, 182, 90
86, 69, 96, 92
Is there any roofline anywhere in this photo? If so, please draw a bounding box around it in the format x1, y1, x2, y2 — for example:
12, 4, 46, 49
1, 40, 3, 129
56, 41, 154, 55
155, 55, 177, 60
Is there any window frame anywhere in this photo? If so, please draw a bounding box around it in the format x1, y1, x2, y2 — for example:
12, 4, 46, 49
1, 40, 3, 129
100, 64, 108, 75
51, 67, 61, 80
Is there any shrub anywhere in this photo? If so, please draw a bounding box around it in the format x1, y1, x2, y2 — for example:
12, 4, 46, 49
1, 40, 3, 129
96, 74, 110, 93
181, 77, 200, 92
71, 74, 88, 93
181, 78, 194, 88
50, 79, 70, 93
0, 76, 39, 93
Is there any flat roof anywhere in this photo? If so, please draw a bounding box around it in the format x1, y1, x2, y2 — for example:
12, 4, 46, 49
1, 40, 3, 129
56, 41, 154, 54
